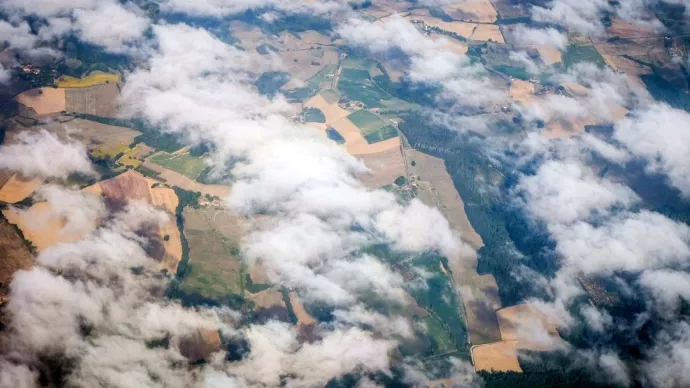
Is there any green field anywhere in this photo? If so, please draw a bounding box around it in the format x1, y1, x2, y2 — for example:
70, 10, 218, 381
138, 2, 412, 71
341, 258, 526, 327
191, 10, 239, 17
563, 45, 606, 69
148, 152, 207, 180
301, 107, 326, 123
320, 88, 340, 103
283, 64, 337, 102
337, 68, 393, 108
425, 315, 456, 353
492, 65, 531, 80
348, 109, 387, 133
364, 125, 399, 144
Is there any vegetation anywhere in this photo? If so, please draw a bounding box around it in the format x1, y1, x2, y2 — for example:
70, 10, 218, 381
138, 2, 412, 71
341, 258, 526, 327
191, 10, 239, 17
563, 45, 606, 69
492, 65, 531, 80
148, 152, 207, 180
347, 109, 387, 133
55, 71, 120, 88
394, 176, 407, 186
301, 107, 326, 123
76, 114, 186, 153
283, 65, 337, 102
256, 43, 279, 55
169, 187, 200, 282
364, 125, 398, 144
337, 68, 392, 108
642, 72, 690, 113
255, 71, 290, 97
245, 274, 271, 293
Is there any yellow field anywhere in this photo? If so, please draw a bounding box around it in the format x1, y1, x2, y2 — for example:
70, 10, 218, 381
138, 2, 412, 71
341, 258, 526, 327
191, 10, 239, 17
470, 24, 505, 43
472, 341, 522, 372
117, 145, 144, 168
0, 174, 44, 204
92, 143, 129, 159
509, 79, 536, 104
304, 94, 350, 125
56, 72, 121, 88
496, 304, 559, 341
442, 0, 498, 23
537, 46, 563, 65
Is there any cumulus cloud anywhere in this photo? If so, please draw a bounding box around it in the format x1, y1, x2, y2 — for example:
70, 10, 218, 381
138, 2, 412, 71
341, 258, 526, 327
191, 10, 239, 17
119, 23, 466, 313
532, 0, 611, 35
0, 129, 94, 179
614, 104, 690, 197
338, 15, 507, 107
508, 26, 568, 49
0, 63, 10, 85
1, 0, 150, 55
158, 0, 345, 17
552, 210, 690, 276
515, 160, 639, 225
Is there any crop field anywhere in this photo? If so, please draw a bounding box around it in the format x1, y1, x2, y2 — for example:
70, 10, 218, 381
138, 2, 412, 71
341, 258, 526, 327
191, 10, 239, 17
347, 110, 387, 133
283, 64, 337, 102
304, 93, 349, 125
509, 79, 536, 104
148, 151, 207, 180
56, 71, 121, 88
442, 0, 498, 23
492, 65, 531, 80
0, 217, 33, 298
536, 46, 563, 65
140, 161, 231, 198
355, 146, 405, 189
288, 291, 317, 326
425, 315, 456, 353
337, 68, 393, 108
469, 24, 504, 43
364, 125, 398, 144
0, 175, 44, 204
496, 304, 559, 341
472, 341, 522, 372
563, 45, 606, 69
16, 88, 66, 115
65, 83, 120, 117
320, 88, 340, 103
301, 107, 326, 123
179, 207, 245, 302
43, 119, 141, 154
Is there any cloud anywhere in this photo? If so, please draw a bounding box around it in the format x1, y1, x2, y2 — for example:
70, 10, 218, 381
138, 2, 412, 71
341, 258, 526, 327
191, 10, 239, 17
1, 0, 150, 55
0, 63, 10, 85
639, 270, 690, 315
0, 129, 94, 179
158, 0, 345, 17
532, 0, 611, 35
614, 104, 690, 197
552, 210, 690, 276
508, 26, 568, 49
338, 15, 508, 107
642, 321, 690, 388
515, 159, 639, 225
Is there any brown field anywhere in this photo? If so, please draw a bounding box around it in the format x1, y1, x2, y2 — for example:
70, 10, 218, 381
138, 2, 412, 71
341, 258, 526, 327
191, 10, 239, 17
150, 186, 182, 274
279, 49, 339, 82
381, 62, 406, 82
329, 118, 401, 155
472, 341, 522, 372
429, 33, 469, 55
0, 174, 44, 204
16, 88, 66, 115
536, 46, 562, 65
304, 94, 350, 125
299, 30, 332, 45
509, 79, 536, 104
442, 0, 498, 23
460, 274, 502, 345
3, 198, 98, 252
356, 146, 406, 189
288, 291, 317, 326
229, 21, 264, 51
41, 118, 141, 153
492, 0, 530, 19
405, 149, 483, 250
247, 289, 286, 310
64, 83, 120, 117
496, 304, 559, 341
0, 217, 34, 300
248, 259, 270, 285
470, 24, 505, 43
141, 161, 231, 198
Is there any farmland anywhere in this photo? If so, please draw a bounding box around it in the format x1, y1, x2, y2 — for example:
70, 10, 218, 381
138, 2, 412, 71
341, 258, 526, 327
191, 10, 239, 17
0, 175, 44, 204
0, 216, 33, 300
337, 68, 393, 108
55, 71, 120, 88
178, 206, 245, 304
348, 109, 387, 133
15, 88, 65, 115
148, 151, 207, 180
563, 45, 606, 69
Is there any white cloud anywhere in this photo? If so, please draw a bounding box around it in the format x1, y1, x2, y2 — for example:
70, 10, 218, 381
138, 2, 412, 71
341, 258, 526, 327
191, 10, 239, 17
515, 159, 639, 225
509, 26, 568, 49
0, 129, 94, 179
614, 104, 690, 197
159, 0, 345, 17
71, 3, 150, 53
532, 0, 611, 35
